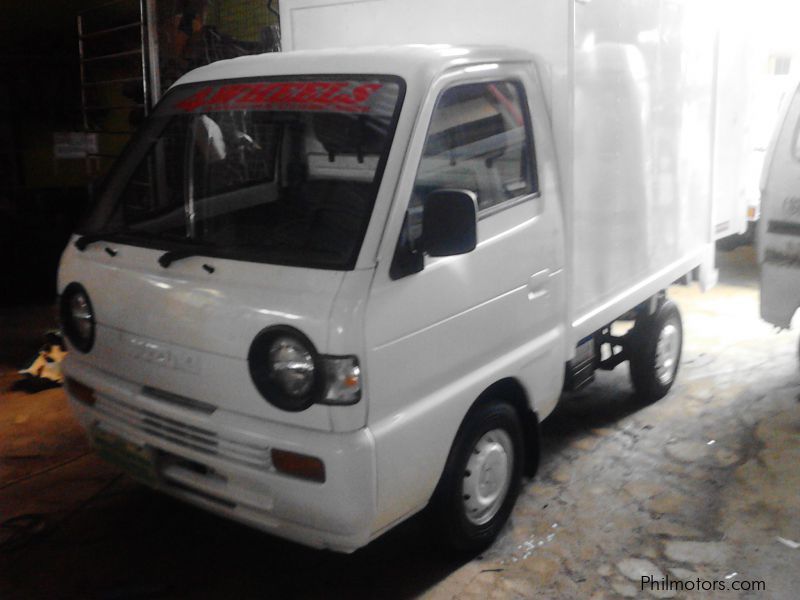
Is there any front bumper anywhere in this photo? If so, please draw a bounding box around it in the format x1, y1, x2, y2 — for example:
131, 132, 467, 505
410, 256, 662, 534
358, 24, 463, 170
64, 357, 377, 553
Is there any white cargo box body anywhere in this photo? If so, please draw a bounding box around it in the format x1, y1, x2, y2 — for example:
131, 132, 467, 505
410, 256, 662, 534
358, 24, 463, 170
281, 0, 727, 342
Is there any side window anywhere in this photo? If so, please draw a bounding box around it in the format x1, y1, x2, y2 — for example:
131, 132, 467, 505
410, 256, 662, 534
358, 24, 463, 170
405, 80, 538, 242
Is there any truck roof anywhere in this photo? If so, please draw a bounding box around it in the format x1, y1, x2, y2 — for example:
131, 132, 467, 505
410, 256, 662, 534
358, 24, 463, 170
172, 44, 534, 90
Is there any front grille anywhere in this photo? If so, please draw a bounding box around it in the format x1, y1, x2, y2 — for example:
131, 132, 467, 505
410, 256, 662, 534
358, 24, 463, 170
142, 386, 217, 414
93, 393, 273, 471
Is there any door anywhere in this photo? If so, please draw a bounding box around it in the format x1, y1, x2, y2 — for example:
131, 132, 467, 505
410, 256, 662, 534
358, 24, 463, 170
363, 64, 566, 529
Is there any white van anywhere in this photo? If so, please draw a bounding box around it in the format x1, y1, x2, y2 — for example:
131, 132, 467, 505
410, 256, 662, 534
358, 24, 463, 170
60, 0, 735, 552
759, 80, 800, 330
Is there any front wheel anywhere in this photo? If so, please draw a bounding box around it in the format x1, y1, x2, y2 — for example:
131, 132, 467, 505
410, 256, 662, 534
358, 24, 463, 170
628, 299, 683, 403
430, 401, 524, 553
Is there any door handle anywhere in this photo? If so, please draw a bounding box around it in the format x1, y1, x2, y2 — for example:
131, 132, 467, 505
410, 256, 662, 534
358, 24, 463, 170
528, 269, 551, 301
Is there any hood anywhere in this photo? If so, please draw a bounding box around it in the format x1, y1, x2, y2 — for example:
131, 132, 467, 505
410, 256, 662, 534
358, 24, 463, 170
59, 239, 344, 431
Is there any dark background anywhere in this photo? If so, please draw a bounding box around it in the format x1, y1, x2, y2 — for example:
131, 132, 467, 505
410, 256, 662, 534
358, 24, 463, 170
0, 1, 280, 306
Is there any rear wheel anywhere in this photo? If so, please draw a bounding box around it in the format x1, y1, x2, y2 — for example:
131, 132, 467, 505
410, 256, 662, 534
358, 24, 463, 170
430, 401, 524, 553
628, 299, 683, 403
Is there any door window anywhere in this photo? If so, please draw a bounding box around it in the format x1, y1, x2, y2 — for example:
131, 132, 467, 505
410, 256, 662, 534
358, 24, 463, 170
405, 80, 538, 245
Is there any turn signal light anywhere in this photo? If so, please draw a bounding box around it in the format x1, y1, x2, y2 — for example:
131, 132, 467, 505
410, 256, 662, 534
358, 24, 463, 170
65, 377, 96, 406
271, 449, 325, 483
322, 356, 361, 405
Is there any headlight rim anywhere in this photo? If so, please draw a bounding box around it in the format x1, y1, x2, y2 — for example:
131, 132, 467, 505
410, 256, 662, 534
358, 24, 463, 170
60, 282, 96, 354
248, 325, 325, 412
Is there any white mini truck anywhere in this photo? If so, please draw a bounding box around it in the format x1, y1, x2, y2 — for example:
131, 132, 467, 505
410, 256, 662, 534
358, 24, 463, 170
60, 0, 731, 552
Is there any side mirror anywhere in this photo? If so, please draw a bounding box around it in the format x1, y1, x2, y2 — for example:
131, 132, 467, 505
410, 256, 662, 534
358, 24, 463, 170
421, 189, 478, 257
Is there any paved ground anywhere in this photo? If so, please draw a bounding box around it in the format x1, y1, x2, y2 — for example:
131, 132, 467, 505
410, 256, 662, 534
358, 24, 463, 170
1, 246, 798, 599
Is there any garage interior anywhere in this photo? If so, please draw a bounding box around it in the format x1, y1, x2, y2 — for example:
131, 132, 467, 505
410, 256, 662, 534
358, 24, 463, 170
1, 1, 799, 599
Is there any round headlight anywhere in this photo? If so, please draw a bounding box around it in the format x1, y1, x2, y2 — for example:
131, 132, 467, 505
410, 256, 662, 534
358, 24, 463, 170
269, 337, 316, 397
60, 283, 95, 353
248, 326, 323, 412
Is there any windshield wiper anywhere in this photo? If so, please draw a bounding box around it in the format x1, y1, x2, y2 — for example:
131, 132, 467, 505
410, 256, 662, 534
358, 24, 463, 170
158, 248, 206, 268
74, 232, 117, 251
75, 229, 178, 251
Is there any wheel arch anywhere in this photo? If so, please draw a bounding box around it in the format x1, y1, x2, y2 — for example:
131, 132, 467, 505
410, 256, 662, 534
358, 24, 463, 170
467, 377, 541, 478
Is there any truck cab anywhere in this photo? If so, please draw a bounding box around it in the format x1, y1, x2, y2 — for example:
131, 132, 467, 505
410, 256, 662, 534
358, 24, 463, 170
60, 46, 569, 552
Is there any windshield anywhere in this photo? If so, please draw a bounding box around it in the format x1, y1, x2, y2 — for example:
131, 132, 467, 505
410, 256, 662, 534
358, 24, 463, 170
81, 76, 404, 269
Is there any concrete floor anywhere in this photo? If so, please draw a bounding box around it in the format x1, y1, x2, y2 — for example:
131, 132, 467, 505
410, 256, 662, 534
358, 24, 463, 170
0, 246, 798, 599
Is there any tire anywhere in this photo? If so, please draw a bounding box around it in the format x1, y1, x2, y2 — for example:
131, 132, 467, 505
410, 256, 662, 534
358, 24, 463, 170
628, 299, 683, 403
430, 401, 524, 553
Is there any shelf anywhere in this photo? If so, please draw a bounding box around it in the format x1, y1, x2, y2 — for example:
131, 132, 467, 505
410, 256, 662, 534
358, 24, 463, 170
80, 22, 141, 39
81, 48, 142, 63
84, 104, 144, 111
82, 76, 143, 87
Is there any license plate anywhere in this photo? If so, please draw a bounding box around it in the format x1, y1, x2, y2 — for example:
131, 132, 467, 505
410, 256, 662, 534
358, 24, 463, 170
92, 427, 159, 486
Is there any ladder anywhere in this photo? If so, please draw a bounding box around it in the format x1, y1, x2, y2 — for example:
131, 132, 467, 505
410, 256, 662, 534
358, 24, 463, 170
76, 1, 280, 177
77, 0, 159, 174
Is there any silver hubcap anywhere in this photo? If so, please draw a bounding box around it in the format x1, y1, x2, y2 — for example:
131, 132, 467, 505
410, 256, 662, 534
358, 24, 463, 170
462, 429, 513, 526
655, 321, 680, 385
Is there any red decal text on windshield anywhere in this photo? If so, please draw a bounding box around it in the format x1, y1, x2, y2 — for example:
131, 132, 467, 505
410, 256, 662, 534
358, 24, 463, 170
175, 81, 384, 113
